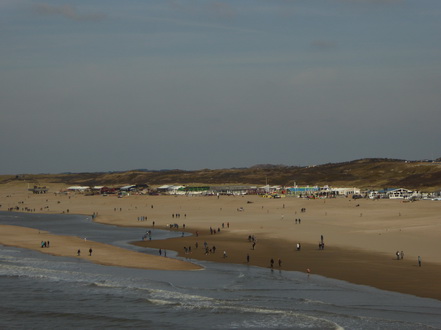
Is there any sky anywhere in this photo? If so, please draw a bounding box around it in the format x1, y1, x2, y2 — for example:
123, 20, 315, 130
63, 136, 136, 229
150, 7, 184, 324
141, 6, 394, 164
1, 0, 441, 174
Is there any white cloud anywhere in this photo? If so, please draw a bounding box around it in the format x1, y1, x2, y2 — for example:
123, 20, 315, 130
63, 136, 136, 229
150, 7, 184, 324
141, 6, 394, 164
33, 3, 106, 22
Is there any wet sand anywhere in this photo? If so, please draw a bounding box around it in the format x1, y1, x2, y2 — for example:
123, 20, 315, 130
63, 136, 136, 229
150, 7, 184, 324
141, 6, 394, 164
135, 231, 441, 300
1, 181, 441, 300
0, 225, 201, 271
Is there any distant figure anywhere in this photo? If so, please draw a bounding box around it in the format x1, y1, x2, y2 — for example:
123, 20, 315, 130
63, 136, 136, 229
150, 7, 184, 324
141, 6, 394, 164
223, 251, 227, 258
270, 258, 274, 269
246, 254, 250, 263
418, 256, 422, 267
89, 248, 92, 256
77, 249, 81, 256
296, 243, 301, 251
278, 258, 282, 267
401, 251, 404, 260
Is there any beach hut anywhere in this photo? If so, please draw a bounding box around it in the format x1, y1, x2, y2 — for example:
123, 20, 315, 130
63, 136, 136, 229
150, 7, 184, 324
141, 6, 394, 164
386, 188, 414, 199
28, 186, 48, 194
67, 186, 90, 193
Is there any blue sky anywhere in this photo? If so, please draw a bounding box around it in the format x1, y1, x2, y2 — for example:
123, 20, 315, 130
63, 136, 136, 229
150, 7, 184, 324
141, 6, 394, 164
1, 0, 440, 174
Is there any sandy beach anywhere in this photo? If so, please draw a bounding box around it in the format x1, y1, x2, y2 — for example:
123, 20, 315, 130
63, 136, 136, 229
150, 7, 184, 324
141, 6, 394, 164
0, 224, 200, 271
1, 181, 441, 300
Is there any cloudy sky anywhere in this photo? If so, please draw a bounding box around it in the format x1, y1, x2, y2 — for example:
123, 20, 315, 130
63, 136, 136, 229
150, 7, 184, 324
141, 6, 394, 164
1, 0, 440, 174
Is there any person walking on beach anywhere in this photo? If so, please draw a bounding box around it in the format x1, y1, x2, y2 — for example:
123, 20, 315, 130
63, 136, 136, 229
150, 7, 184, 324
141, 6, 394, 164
418, 256, 422, 267
89, 248, 92, 256
77, 249, 81, 256
223, 251, 227, 258
246, 254, 250, 263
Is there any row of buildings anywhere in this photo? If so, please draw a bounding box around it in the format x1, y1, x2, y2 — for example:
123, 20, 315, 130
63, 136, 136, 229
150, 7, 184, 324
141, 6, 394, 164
63, 184, 441, 200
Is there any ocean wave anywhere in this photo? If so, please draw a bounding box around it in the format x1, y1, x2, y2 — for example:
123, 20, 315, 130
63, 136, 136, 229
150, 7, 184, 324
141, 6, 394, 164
142, 287, 344, 329
300, 298, 330, 306
87, 281, 126, 289
212, 306, 344, 329
146, 298, 181, 307
0, 248, 22, 255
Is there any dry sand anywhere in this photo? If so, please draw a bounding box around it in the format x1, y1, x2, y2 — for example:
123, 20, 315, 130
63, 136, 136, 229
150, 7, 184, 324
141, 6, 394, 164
1, 181, 441, 299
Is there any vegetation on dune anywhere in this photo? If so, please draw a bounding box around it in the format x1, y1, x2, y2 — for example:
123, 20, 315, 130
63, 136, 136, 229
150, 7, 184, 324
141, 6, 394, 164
1, 158, 441, 191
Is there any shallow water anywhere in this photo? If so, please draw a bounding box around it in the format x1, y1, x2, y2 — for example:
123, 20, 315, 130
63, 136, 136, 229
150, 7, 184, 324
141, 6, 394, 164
1, 212, 440, 329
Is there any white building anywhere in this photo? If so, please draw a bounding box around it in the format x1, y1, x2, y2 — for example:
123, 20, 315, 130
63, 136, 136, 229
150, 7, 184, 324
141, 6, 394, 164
156, 185, 185, 195
331, 187, 361, 196
67, 186, 90, 192
386, 188, 415, 199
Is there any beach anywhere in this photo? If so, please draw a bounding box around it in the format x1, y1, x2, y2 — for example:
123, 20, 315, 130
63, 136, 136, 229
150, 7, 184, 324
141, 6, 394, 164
1, 181, 441, 300
0, 224, 200, 271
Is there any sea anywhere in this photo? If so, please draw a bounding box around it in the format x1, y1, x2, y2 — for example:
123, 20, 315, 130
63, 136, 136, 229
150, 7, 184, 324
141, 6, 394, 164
1, 212, 441, 329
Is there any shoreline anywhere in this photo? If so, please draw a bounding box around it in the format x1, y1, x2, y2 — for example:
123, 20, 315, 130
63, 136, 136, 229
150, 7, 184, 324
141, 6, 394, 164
1, 182, 441, 300
1, 219, 440, 300
2, 216, 438, 300
134, 229, 441, 301
0, 224, 201, 271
